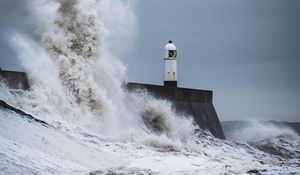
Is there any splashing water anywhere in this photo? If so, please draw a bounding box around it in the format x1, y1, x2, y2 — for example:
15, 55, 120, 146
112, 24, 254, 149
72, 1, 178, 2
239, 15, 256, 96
1, 0, 300, 174
3, 0, 196, 142
226, 121, 299, 143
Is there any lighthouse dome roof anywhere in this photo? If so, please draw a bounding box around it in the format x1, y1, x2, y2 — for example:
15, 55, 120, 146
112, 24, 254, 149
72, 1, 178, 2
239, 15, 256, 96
164, 43, 176, 51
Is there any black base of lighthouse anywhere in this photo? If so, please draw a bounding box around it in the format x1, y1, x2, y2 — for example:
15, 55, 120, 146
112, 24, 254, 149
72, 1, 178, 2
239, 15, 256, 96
164, 81, 177, 87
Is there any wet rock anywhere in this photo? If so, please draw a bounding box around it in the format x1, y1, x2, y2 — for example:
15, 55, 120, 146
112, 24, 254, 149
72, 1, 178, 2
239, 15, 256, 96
247, 169, 260, 174
0, 100, 52, 128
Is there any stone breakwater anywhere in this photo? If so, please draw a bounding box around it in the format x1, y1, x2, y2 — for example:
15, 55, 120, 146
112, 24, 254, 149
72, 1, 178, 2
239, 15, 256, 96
0, 69, 225, 139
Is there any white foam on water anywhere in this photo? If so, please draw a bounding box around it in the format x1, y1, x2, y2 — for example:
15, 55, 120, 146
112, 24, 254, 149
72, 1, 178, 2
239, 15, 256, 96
227, 121, 299, 143
0, 0, 300, 174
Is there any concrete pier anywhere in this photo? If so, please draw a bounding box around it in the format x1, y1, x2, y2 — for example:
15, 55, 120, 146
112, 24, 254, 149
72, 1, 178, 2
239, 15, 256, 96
0, 69, 29, 90
0, 70, 225, 139
127, 83, 225, 139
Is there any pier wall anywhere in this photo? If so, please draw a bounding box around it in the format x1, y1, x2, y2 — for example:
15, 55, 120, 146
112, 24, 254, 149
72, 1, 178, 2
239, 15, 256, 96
0, 70, 225, 139
127, 83, 225, 139
0, 69, 29, 90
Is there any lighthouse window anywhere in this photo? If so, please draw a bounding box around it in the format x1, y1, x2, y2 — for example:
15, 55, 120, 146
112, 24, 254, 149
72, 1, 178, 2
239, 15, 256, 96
168, 50, 177, 58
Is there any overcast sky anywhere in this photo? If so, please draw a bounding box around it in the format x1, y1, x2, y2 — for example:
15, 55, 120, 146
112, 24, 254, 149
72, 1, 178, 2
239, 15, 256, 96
1, 0, 300, 122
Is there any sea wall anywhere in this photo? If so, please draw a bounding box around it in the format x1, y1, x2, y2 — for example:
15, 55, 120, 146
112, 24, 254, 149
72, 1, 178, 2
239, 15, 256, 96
0, 69, 29, 90
127, 83, 225, 139
0, 69, 225, 139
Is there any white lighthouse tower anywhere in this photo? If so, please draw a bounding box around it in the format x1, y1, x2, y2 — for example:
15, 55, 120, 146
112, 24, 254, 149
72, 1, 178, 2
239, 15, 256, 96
164, 40, 177, 87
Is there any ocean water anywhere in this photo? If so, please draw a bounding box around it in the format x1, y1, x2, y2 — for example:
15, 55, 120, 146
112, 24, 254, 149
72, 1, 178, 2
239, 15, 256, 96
0, 0, 299, 174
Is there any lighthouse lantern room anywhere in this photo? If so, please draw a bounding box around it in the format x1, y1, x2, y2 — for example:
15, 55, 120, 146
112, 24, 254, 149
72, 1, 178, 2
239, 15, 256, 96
164, 40, 177, 87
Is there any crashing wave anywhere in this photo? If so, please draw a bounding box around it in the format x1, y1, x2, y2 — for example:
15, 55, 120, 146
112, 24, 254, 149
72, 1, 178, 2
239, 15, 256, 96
0, 0, 300, 174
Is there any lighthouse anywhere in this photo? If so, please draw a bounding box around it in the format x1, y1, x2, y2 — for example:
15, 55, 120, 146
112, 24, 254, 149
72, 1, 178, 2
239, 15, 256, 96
164, 40, 177, 87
